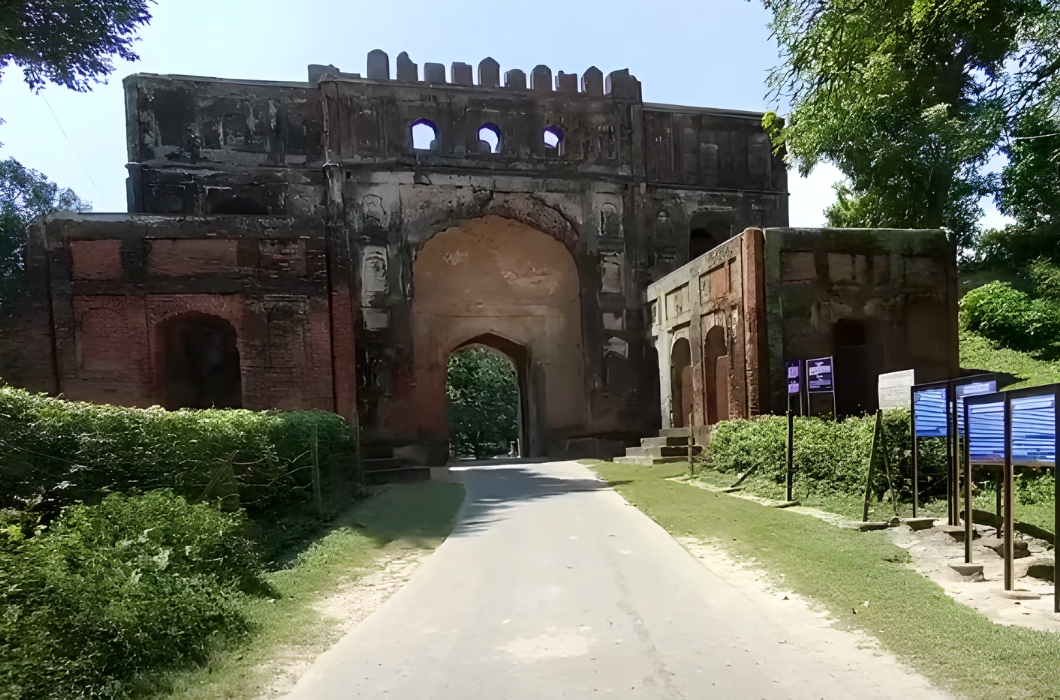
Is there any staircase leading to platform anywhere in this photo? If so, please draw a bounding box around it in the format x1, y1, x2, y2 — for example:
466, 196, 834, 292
613, 427, 700, 466
361, 445, 431, 485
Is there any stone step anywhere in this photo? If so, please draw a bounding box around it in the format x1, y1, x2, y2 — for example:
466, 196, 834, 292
361, 445, 395, 460
640, 436, 691, 448
659, 427, 691, 438
625, 445, 702, 459
364, 466, 432, 486
613, 455, 687, 466
363, 457, 403, 472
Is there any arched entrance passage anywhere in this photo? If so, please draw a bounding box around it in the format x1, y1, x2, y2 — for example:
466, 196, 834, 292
704, 325, 729, 425
160, 313, 242, 410
670, 338, 693, 428
446, 335, 527, 459
411, 215, 585, 462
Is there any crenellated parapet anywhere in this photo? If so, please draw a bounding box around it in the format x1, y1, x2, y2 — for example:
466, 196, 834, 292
308, 50, 640, 99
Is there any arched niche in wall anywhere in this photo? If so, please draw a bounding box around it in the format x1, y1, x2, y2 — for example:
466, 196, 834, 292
703, 325, 729, 425
670, 337, 693, 428
160, 312, 243, 410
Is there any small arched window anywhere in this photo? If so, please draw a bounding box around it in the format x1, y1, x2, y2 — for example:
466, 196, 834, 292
411, 119, 439, 152
543, 126, 565, 156
477, 124, 501, 154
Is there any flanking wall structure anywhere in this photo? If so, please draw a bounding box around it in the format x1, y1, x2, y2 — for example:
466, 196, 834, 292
647, 227, 960, 444
0, 50, 789, 464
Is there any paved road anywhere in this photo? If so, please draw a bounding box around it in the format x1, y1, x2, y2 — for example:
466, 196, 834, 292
285, 461, 946, 699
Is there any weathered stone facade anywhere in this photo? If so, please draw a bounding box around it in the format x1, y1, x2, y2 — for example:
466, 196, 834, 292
0, 52, 788, 464
647, 227, 960, 444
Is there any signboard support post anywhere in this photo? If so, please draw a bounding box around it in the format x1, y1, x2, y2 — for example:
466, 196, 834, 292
786, 410, 794, 503
964, 436, 974, 564
911, 392, 919, 518
1004, 392, 1015, 591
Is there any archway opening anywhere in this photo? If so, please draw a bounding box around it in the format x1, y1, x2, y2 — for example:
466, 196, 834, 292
704, 325, 729, 425
446, 343, 522, 460
671, 337, 693, 428
477, 124, 501, 153
543, 126, 565, 156
411, 119, 439, 151
689, 228, 718, 261
162, 313, 242, 410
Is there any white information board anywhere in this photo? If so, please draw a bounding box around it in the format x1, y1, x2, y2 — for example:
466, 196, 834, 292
878, 369, 916, 410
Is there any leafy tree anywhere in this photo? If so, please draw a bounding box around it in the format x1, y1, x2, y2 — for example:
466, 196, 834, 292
446, 347, 519, 459
0, 158, 89, 306
761, 0, 1058, 251
0, 0, 153, 137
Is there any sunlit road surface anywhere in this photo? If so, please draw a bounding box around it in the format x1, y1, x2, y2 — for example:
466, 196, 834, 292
284, 460, 946, 699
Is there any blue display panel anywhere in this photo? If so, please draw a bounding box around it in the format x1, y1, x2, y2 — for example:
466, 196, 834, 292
956, 380, 997, 434
914, 387, 949, 438
967, 399, 1005, 465
1011, 394, 1056, 467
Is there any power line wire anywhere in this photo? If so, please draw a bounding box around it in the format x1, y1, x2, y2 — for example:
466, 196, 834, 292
40, 94, 104, 199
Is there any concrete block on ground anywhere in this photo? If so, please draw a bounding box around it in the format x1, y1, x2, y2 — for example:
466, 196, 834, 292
901, 517, 937, 531
948, 562, 984, 577
980, 536, 1031, 559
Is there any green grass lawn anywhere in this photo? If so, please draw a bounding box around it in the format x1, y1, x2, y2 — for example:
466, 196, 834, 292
146, 480, 465, 700
589, 460, 1060, 700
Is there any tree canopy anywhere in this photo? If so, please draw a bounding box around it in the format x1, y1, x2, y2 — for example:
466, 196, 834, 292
762, 0, 1060, 254
0, 158, 89, 306
0, 0, 153, 92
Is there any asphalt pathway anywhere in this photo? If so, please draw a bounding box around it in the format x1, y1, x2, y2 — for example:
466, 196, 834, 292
284, 461, 947, 699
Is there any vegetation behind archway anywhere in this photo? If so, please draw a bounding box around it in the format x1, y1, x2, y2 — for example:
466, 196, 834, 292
446, 347, 518, 459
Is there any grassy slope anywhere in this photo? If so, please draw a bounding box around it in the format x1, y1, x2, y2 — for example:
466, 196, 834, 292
147, 481, 465, 700
589, 461, 1060, 700
960, 328, 1060, 389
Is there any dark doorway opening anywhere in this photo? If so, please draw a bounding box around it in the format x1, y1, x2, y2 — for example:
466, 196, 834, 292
162, 314, 242, 410
833, 318, 872, 416
704, 325, 729, 425
688, 210, 735, 261
446, 339, 524, 460
671, 338, 693, 428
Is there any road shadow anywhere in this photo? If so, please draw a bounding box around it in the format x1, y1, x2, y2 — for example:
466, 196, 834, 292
446, 464, 613, 538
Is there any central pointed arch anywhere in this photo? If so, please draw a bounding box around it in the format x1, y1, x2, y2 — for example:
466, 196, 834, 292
410, 215, 586, 462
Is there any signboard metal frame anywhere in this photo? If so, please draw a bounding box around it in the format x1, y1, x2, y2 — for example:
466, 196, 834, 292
964, 384, 1059, 613
910, 373, 1003, 522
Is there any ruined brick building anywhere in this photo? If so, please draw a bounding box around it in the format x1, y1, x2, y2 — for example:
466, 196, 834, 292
0, 50, 957, 468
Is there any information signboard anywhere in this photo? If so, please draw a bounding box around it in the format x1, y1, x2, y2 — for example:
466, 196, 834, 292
786, 360, 802, 396
1011, 394, 1056, 467
956, 379, 997, 433
913, 386, 948, 438
807, 357, 834, 394
966, 396, 1005, 465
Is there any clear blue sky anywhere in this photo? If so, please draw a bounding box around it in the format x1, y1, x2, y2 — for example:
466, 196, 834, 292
0, 0, 1007, 228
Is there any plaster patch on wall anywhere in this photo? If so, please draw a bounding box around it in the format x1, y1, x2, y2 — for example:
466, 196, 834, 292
600, 252, 624, 293
605, 336, 629, 358
443, 250, 469, 266
362, 308, 390, 331
361, 246, 389, 301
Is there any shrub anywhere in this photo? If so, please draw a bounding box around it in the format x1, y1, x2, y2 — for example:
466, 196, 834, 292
701, 409, 947, 503
0, 491, 259, 699
959, 280, 1060, 353
0, 385, 356, 519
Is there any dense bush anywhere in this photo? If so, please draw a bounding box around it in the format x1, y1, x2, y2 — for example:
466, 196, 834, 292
446, 348, 518, 459
959, 280, 1060, 354
701, 409, 947, 502
0, 491, 259, 699
0, 385, 356, 520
